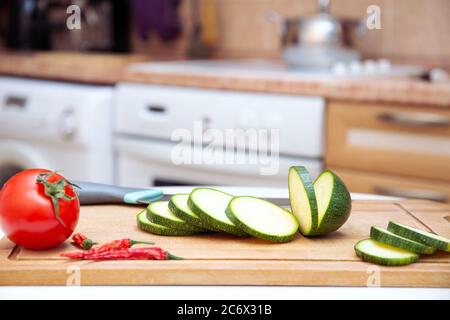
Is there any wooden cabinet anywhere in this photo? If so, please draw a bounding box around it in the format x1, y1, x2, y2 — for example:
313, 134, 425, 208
331, 167, 450, 203
326, 102, 450, 182
326, 101, 450, 202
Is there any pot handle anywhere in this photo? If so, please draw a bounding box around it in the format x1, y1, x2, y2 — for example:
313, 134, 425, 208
265, 10, 286, 35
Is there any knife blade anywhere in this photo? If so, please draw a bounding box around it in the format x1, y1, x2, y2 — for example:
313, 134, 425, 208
74, 181, 292, 207
73, 181, 163, 205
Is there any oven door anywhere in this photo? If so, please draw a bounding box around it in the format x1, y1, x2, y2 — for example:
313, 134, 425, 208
115, 137, 322, 188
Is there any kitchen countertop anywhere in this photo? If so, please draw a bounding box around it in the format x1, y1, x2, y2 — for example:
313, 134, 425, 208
123, 61, 450, 107
0, 52, 449, 107
0, 52, 150, 85
0, 186, 448, 299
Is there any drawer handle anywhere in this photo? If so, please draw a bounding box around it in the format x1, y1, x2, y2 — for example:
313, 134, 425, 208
374, 186, 448, 202
4, 95, 27, 109
147, 105, 166, 114
377, 112, 450, 128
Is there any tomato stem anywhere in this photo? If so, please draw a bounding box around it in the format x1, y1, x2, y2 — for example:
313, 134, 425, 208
36, 172, 77, 228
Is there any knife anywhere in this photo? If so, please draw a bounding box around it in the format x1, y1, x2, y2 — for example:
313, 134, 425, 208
73, 181, 163, 205
73, 181, 291, 207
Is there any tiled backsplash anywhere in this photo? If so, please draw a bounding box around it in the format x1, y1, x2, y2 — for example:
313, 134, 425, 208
132, 0, 450, 67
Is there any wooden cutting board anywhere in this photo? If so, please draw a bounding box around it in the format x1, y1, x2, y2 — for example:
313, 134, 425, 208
0, 199, 449, 287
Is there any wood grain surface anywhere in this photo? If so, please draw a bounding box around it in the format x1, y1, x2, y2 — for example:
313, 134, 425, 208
326, 102, 450, 182
123, 68, 450, 107
0, 52, 150, 85
0, 200, 449, 287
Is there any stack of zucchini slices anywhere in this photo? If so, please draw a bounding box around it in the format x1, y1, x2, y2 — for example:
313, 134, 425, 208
137, 166, 353, 243
355, 221, 450, 266
137, 187, 300, 243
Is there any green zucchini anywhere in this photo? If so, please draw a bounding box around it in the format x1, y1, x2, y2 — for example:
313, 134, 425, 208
354, 239, 419, 266
288, 166, 318, 236
312, 169, 352, 235
371, 226, 436, 254
226, 196, 299, 243
136, 210, 197, 236
387, 221, 450, 252
169, 194, 218, 232
147, 201, 205, 232
188, 188, 247, 237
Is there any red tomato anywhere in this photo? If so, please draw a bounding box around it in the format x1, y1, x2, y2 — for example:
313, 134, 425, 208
0, 169, 79, 249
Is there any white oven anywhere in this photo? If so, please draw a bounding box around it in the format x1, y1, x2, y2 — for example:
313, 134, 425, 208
114, 84, 325, 187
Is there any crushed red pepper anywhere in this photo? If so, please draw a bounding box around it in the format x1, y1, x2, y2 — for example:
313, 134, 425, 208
61, 237, 181, 260
61, 247, 181, 260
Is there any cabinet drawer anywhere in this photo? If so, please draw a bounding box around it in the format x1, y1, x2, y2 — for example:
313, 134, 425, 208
115, 84, 325, 158
326, 102, 450, 182
331, 167, 450, 203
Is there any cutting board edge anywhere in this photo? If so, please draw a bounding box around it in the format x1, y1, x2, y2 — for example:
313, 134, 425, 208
1, 260, 449, 288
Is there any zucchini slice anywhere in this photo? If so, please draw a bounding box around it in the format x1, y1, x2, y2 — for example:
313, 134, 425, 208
313, 170, 352, 235
226, 196, 299, 243
371, 226, 436, 254
147, 201, 205, 232
169, 194, 218, 232
137, 210, 197, 236
288, 166, 318, 236
387, 221, 450, 252
188, 188, 247, 237
354, 239, 419, 266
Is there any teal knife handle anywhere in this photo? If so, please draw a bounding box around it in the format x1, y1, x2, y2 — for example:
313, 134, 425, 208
123, 190, 163, 204
73, 181, 162, 205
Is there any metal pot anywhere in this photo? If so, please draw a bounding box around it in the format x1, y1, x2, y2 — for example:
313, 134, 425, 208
267, 0, 364, 69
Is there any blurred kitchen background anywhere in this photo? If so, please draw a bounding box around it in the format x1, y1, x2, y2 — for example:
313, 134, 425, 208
0, 0, 449, 201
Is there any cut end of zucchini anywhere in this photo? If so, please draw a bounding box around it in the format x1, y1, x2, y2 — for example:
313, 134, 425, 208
355, 239, 419, 266
371, 226, 436, 255
288, 166, 318, 236
315, 171, 334, 225
226, 196, 299, 243
288, 167, 352, 237
312, 169, 352, 235
387, 221, 450, 252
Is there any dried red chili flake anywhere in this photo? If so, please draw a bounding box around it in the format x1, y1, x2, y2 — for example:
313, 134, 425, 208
61, 247, 182, 260
71, 233, 95, 250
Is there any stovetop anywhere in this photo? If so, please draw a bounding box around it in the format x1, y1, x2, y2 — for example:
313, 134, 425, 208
130, 59, 426, 81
